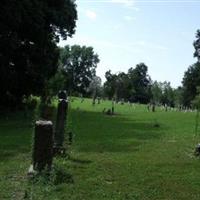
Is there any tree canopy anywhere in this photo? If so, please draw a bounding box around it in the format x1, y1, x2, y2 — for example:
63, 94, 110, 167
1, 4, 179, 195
104, 63, 151, 103
0, 0, 77, 107
182, 30, 200, 107
60, 45, 100, 95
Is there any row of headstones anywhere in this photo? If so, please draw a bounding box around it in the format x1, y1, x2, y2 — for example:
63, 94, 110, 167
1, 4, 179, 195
80, 95, 196, 114
147, 104, 197, 113
30, 91, 69, 173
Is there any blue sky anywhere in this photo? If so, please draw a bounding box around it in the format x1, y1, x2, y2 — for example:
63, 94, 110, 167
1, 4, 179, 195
59, 0, 200, 87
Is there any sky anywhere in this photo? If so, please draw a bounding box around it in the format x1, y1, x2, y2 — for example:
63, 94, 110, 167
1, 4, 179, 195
59, 0, 200, 88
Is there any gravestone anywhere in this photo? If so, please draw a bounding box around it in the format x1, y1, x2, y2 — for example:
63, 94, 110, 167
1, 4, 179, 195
152, 103, 155, 112
53, 90, 68, 154
112, 100, 114, 115
32, 120, 53, 172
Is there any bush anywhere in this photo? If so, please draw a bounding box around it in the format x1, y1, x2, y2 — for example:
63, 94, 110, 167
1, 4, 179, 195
23, 95, 39, 110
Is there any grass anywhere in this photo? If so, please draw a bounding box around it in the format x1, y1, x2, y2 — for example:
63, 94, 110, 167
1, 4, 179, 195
1, 98, 200, 199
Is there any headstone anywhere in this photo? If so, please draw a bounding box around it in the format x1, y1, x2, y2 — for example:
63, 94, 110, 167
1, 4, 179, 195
112, 100, 114, 115
32, 120, 53, 171
58, 90, 67, 100
54, 91, 68, 153
152, 103, 155, 112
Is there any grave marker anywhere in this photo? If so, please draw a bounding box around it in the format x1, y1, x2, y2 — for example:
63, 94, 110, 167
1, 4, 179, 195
53, 90, 68, 154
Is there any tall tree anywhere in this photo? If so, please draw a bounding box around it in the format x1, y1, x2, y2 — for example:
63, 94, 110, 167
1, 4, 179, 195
103, 70, 118, 99
180, 30, 200, 107
174, 86, 183, 107
194, 30, 200, 61
0, 0, 77, 107
182, 62, 200, 106
60, 45, 99, 95
151, 81, 163, 104
161, 81, 175, 107
128, 63, 151, 103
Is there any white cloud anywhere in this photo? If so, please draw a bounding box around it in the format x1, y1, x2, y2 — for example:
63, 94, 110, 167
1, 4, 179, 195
85, 10, 97, 20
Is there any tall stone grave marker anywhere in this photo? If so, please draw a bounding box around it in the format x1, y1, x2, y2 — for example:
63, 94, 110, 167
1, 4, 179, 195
54, 90, 68, 153
32, 120, 53, 172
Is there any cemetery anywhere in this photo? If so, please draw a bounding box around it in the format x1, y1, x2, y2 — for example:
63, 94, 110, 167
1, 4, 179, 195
1, 1, 200, 199
1, 97, 200, 199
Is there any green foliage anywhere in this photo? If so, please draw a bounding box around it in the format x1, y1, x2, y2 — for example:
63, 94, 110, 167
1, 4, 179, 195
174, 86, 184, 107
151, 81, 163, 104
60, 45, 100, 95
47, 71, 66, 97
193, 29, 200, 60
182, 62, 200, 106
0, 0, 77, 108
23, 95, 39, 111
128, 63, 151, 103
103, 70, 118, 99
104, 63, 151, 103
181, 30, 200, 107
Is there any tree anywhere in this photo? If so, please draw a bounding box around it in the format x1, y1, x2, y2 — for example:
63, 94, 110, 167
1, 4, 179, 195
103, 64, 151, 103
194, 30, 200, 61
47, 70, 66, 97
0, 0, 77, 108
103, 70, 118, 99
181, 30, 200, 107
161, 81, 175, 107
151, 81, 163, 104
60, 45, 100, 95
174, 86, 183, 107
182, 62, 200, 106
128, 63, 151, 103
89, 76, 102, 104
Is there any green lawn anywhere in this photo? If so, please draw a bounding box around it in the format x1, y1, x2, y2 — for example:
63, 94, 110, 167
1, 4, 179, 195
1, 98, 200, 200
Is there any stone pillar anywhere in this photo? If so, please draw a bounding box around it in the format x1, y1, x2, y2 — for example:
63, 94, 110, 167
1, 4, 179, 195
33, 120, 53, 171
54, 91, 68, 152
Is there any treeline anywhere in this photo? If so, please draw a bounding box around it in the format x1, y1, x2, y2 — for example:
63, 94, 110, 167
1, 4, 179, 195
1, 0, 200, 110
103, 69, 178, 107
52, 40, 199, 109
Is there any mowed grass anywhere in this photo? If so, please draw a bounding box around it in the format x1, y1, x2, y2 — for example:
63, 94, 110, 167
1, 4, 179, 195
1, 98, 200, 199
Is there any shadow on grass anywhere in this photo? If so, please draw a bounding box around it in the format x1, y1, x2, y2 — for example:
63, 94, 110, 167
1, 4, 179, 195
0, 124, 32, 161
69, 157, 92, 165
71, 109, 165, 153
0, 108, 165, 161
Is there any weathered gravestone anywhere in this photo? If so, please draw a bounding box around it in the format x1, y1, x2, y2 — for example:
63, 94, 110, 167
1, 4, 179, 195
53, 90, 68, 154
32, 120, 53, 172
